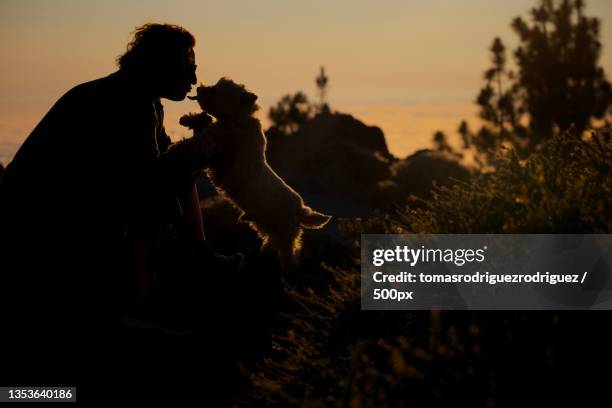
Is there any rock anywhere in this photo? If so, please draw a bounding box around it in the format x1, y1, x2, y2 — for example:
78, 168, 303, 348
392, 149, 471, 199
266, 112, 393, 207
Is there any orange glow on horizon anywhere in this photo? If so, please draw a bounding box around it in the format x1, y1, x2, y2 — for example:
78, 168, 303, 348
1, 0, 611, 164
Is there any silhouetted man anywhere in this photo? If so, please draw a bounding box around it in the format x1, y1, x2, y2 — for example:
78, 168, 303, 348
0, 23, 221, 394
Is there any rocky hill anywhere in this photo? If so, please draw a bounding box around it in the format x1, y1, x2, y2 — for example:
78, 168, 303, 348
264, 111, 470, 216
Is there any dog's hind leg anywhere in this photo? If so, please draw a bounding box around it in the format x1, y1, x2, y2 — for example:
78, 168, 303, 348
275, 229, 302, 271
259, 235, 282, 263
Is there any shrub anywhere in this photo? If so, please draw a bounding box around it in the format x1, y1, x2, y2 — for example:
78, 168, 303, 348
396, 127, 611, 234
250, 127, 611, 406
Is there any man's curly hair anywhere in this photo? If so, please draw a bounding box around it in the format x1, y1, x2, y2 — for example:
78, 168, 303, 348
117, 23, 195, 72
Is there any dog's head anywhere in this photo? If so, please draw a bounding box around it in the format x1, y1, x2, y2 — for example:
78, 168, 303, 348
189, 77, 259, 118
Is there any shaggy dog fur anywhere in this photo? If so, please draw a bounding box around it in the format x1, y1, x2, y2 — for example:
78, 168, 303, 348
180, 78, 331, 266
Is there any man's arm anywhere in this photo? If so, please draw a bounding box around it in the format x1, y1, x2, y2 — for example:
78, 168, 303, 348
119, 102, 223, 235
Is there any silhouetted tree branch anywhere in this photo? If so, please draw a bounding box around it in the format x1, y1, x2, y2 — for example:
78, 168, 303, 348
268, 92, 313, 134
456, 0, 611, 165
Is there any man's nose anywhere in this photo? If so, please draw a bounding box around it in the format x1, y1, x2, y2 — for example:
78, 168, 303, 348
190, 71, 197, 85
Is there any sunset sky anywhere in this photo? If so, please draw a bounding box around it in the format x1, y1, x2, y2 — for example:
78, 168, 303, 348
1, 0, 611, 165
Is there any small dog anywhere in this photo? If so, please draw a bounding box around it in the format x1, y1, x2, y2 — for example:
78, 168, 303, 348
180, 78, 331, 267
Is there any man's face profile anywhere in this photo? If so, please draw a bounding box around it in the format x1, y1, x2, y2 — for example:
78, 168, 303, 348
159, 47, 197, 101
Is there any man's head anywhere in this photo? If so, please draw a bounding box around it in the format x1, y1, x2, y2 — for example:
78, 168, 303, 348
117, 23, 197, 101
192, 78, 259, 118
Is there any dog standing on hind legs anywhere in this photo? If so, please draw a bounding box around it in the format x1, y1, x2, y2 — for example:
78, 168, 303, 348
180, 78, 331, 268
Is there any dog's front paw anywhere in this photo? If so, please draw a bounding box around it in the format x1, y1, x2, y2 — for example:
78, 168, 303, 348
179, 112, 213, 132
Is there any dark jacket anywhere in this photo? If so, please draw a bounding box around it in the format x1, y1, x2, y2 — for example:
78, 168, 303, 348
1, 71, 195, 239
0, 71, 202, 385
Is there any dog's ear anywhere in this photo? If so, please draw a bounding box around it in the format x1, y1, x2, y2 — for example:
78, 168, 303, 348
241, 91, 258, 106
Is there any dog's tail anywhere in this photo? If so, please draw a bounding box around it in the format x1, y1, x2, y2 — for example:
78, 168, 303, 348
300, 206, 332, 229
